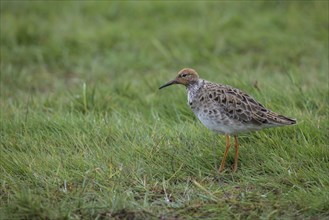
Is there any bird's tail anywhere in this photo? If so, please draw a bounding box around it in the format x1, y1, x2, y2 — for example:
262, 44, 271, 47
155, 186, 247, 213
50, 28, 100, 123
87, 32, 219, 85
276, 114, 297, 125
264, 111, 297, 126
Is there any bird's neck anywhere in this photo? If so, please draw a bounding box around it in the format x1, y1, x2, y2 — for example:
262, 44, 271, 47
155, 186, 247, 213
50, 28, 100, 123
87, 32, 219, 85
186, 79, 203, 94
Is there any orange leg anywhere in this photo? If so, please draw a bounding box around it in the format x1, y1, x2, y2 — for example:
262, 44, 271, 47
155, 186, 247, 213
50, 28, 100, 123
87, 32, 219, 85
233, 135, 239, 172
219, 135, 230, 173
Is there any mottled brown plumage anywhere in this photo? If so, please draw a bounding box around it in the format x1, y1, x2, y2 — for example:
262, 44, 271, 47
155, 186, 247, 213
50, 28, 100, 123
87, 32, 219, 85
159, 68, 296, 173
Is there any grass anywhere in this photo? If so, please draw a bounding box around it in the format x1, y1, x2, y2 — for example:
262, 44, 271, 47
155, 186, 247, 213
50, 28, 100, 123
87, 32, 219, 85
1, 1, 328, 219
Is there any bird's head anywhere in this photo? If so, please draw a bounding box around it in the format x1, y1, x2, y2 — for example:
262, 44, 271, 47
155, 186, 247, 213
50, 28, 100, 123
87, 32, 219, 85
159, 68, 199, 89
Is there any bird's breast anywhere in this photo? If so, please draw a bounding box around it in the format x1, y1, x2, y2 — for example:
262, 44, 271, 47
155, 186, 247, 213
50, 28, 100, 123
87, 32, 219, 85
187, 90, 244, 134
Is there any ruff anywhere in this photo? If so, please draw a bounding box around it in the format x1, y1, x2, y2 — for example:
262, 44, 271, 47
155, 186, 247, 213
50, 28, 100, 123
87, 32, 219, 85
159, 68, 296, 173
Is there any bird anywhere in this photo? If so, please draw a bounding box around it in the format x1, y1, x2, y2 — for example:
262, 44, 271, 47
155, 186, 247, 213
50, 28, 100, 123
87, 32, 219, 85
159, 68, 296, 173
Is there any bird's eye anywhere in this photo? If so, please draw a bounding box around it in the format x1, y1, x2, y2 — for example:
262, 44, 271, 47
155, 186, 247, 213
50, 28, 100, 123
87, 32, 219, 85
181, 74, 187, 77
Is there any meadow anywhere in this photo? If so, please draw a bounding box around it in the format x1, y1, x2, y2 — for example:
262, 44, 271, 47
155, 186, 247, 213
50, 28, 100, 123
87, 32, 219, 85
1, 1, 328, 219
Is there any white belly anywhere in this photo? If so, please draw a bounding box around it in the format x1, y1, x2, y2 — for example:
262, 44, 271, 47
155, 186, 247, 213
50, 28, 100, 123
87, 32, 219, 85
196, 112, 235, 134
196, 111, 266, 134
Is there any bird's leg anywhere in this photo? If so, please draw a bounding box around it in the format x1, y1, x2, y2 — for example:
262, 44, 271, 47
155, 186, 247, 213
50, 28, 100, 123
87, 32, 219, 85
233, 135, 239, 172
219, 135, 230, 174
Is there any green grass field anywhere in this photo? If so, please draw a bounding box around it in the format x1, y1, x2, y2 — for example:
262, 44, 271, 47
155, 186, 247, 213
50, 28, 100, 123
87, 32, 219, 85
1, 1, 328, 219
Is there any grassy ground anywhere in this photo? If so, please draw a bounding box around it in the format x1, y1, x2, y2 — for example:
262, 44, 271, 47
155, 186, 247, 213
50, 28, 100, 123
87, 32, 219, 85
1, 1, 328, 219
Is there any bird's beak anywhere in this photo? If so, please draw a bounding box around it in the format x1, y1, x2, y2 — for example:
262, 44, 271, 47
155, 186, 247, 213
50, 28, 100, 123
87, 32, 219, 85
159, 79, 177, 89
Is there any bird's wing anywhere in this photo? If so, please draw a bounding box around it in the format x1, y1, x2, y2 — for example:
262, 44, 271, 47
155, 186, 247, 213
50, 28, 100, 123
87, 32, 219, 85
212, 86, 295, 126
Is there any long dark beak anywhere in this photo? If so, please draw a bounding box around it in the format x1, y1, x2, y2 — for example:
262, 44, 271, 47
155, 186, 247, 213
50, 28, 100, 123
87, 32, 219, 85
159, 79, 177, 89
